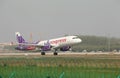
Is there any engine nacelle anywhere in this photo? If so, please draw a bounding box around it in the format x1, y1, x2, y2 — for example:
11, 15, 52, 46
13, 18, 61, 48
41, 46, 51, 51
60, 46, 71, 51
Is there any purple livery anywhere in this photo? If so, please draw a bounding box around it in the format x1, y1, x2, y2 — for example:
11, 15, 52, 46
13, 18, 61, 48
15, 32, 36, 50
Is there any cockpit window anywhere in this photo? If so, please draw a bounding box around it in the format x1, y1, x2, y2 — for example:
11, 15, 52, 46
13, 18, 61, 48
72, 37, 79, 39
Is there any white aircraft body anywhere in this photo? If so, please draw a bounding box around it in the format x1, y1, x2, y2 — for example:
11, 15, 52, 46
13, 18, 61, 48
15, 32, 82, 55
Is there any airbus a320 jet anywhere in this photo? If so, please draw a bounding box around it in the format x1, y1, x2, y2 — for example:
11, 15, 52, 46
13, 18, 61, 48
15, 32, 82, 55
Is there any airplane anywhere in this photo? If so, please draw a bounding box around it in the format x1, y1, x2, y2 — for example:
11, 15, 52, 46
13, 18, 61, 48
15, 32, 82, 55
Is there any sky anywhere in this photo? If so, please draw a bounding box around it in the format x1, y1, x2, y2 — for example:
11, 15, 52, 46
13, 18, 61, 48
0, 0, 120, 42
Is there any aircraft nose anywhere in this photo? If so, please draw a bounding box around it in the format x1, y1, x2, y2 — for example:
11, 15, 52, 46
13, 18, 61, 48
78, 38, 82, 43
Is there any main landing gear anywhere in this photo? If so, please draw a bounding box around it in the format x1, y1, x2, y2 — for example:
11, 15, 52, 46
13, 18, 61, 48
41, 49, 58, 55
41, 52, 58, 55
53, 52, 58, 55
41, 51, 45, 55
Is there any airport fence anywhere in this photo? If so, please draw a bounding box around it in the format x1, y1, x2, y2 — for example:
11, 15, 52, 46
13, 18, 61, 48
0, 56, 120, 78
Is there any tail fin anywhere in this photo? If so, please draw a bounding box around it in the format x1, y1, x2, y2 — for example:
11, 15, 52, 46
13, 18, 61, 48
15, 32, 26, 43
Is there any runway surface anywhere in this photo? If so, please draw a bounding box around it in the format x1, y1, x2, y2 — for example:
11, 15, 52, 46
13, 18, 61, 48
0, 51, 120, 58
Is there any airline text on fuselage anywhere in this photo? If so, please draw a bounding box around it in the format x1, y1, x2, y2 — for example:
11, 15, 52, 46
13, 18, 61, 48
50, 38, 66, 44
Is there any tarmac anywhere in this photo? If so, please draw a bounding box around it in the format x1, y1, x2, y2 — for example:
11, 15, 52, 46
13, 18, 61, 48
0, 51, 120, 58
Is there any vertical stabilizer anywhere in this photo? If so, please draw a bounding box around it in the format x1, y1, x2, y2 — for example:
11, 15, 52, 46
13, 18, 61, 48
15, 32, 25, 43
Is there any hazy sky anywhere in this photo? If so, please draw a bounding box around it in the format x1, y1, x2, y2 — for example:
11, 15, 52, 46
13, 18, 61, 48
0, 0, 120, 42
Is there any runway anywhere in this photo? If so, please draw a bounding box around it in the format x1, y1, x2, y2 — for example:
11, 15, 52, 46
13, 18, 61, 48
0, 51, 120, 58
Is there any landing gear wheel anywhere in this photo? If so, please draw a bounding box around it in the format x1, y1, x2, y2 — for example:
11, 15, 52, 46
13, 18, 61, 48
54, 52, 58, 55
41, 52, 45, 55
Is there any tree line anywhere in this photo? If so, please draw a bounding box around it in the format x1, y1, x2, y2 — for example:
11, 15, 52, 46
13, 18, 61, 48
72, 35, 120, 52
